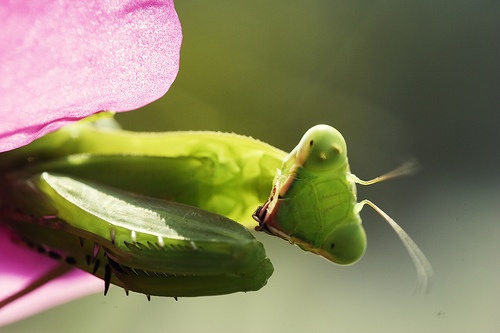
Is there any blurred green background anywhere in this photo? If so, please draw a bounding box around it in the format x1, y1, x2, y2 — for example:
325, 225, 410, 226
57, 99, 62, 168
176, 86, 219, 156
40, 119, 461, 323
5, 1, 499, 332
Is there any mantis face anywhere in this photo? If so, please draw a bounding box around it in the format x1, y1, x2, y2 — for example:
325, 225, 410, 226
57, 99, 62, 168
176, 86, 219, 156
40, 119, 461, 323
254, 124, 365, 265
254, 124, 433, 292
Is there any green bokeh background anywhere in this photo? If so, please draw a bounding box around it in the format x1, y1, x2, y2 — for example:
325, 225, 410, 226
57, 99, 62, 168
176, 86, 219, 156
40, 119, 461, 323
4, 1, 499, 332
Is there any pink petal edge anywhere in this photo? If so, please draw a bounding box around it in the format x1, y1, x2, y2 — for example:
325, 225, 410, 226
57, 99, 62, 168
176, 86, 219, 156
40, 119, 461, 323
0, 227, 103, 327
0, 0, 182, 152
0, 0, 181, 325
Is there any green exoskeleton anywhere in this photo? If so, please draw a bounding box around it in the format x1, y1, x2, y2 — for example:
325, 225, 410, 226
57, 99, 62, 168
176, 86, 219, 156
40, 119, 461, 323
0, 113, 286, 302
2, 172, 273, 298
253, 124, 433, 293
0, 113, 286, 227
0, 114, 432, 308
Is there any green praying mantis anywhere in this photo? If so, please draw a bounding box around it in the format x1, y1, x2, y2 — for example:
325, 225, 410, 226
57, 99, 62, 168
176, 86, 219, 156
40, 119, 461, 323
253, 125, 433, 293
0, 113, 433, 305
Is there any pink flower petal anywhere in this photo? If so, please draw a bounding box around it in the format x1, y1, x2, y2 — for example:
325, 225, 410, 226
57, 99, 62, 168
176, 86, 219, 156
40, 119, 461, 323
0, 0, 182, 152
0, 227, 103, 326
0, 0, 182, 325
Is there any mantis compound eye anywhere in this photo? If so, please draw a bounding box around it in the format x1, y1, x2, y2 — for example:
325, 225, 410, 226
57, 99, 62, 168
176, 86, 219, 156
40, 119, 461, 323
296, 125, 348, 173
319, 223, 367, 265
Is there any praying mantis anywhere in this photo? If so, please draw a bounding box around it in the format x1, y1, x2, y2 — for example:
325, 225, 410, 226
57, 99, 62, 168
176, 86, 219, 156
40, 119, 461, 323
253, 125, 433, 293
0, 113, 432, 305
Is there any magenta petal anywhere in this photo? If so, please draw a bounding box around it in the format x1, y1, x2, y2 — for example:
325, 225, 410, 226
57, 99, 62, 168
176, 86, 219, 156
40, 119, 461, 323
0, 227, 103, 326
0, 0, 182, 325
0, 0, 182, 152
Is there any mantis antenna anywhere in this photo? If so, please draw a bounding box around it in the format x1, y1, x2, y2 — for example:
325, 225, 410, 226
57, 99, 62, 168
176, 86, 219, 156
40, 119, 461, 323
349, 161, 434, 294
